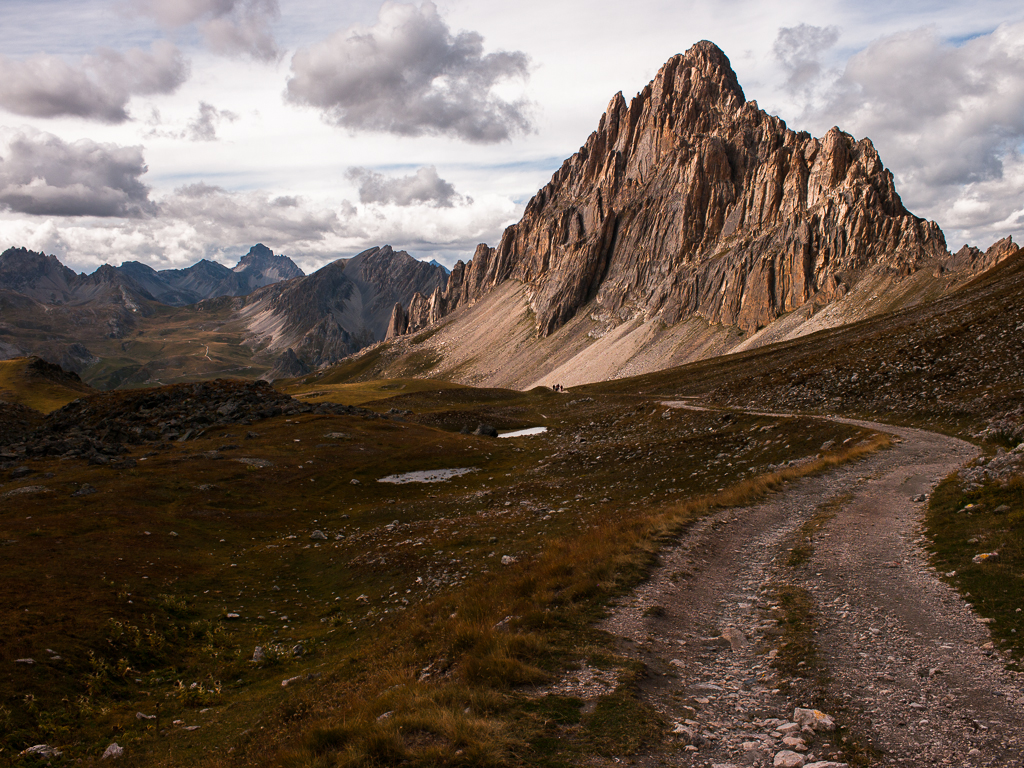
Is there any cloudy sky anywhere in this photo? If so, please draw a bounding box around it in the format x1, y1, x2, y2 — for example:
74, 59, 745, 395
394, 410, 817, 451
1, 0, 1022, 274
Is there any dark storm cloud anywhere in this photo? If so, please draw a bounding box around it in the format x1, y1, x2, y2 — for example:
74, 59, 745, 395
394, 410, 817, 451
0, 41, 188, 123
346, 165, 463, 207
285, 1, 532, 143
0, 130, 155, 217
133, 0, 281, 61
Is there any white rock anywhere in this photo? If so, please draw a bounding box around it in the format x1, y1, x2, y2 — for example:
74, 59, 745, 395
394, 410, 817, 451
21, 745, 61, 758
102, 742, 124, 760
501, 555, 517, 566
793, 707, 836, 731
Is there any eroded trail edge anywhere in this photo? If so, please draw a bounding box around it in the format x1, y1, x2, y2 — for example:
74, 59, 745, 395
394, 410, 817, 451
603, 417, 1024, 768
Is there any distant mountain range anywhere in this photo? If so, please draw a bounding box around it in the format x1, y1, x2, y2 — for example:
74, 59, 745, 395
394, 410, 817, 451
0, 244, 448, 387
0, 243, 304, 308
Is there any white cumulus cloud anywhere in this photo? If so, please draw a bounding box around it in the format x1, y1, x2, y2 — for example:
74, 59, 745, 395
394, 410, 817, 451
0, 129, 155, 217
346, 165, 466, 207
285, 1, 533, 143
0, 41, 188, 123
133, 0, 281, 61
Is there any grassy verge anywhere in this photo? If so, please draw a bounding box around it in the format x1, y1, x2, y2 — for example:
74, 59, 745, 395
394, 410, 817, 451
250, 433, 895, 768
0, 386, 889, 766
926, 470, 1024, 667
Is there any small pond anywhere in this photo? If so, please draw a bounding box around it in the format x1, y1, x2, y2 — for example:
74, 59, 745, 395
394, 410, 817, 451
498, 427, 548, 438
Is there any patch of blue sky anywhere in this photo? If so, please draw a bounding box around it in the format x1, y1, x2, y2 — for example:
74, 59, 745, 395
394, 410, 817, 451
0, 0, 166, 56
944, 29, 999, 46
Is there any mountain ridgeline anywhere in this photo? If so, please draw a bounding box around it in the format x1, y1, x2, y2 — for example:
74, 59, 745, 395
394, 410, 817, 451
0, 244, 448, 387
386, 41, 1007, 348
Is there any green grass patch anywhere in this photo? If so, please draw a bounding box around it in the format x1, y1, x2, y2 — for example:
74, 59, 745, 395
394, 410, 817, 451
926, 472, 1024, 665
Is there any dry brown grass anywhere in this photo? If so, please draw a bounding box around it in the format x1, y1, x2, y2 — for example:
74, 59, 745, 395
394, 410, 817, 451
236, 431, 894, 768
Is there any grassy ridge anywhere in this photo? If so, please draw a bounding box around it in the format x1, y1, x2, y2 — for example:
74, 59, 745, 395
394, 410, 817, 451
0, 358, 93, 413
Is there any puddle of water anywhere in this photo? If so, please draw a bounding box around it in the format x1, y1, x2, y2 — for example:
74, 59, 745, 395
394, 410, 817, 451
498, 427, 548, 438
378, 467, 478, 484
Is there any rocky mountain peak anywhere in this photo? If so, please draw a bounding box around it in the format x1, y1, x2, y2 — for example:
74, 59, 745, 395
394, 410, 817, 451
391, 40, 951, 342
232, 244, 304, 282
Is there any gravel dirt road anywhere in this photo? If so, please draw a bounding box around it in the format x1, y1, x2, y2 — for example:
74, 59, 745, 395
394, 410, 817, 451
601, 417, 1024, 767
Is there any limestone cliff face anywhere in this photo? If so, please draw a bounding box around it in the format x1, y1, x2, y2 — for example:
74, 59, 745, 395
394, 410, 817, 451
392, 41, 950, 340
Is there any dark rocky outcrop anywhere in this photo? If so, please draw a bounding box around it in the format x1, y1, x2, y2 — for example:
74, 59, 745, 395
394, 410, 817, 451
0, 378, 385, 461
942, 236, 1018, 277
391, 41, 955, 341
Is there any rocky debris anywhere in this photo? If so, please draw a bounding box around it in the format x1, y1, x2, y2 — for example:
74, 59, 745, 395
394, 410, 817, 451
0, 400, 45, 448
0, 378, 388, 460
392, 40, 953, 344
957, 443, 1024, 490
71, 484, 98, 497
235, 457, 274, 468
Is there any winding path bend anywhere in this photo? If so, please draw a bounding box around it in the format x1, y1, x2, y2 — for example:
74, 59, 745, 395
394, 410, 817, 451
603, 416, 1024, 767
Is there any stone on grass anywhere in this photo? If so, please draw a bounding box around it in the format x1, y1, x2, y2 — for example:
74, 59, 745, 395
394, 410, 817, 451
310, 530, 327, 540
501, 555, 517, 566
102, 742, 124, 760
252, 646, 265, 662
21, 745, 61, 758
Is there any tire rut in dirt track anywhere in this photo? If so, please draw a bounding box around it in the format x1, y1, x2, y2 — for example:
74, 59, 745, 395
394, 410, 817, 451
601, 418, 1024, 767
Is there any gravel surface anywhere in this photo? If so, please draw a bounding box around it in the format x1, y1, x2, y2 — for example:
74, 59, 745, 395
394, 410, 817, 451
600, 418, 1024, 767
